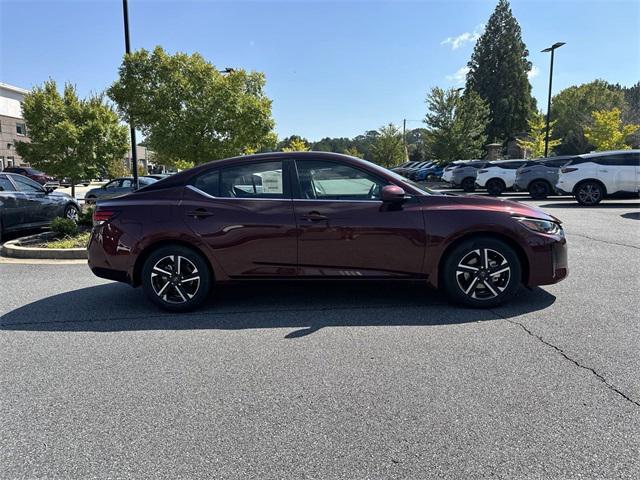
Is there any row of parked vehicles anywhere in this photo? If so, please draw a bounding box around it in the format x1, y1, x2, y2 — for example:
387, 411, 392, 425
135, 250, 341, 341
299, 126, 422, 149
399, 150, 639, 206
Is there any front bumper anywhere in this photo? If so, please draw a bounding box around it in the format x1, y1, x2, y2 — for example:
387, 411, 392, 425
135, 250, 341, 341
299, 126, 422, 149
526, 234, 569, 286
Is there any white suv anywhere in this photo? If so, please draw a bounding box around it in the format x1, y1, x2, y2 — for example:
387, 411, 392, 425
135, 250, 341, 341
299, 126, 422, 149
556, 150, 640, 206
475, 160, 527, 196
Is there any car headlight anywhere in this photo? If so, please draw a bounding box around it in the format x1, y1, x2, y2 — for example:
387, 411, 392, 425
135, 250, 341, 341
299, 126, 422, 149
515, 217, 563, 235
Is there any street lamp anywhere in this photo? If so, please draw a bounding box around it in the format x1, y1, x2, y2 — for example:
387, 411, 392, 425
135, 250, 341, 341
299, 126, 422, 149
541, 41, 565, 157
122, 0, 139, 189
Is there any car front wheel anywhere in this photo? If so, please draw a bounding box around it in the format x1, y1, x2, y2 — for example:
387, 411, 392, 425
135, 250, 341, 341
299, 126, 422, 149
442, 237, 521, 308
575, 181, 604, 206
141, 245, 211, 312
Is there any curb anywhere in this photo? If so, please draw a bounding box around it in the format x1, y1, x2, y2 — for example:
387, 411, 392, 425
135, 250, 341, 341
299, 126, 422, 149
1, 233, 88, 260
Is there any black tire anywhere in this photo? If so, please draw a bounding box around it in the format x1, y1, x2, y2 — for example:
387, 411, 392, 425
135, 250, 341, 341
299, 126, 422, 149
575, 181, 605, 206
83, 183, 90, 187
64, 204, 79, 222
528, 180, 551, 200
486, 179, 505, 196
142, 244, 211, 312
461, 177, 476, 192
442, 236, 522, 308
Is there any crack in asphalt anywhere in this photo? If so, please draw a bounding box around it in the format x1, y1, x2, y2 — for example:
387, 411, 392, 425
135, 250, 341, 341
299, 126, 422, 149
567, 232, 640, 250
500, 314, 640, 408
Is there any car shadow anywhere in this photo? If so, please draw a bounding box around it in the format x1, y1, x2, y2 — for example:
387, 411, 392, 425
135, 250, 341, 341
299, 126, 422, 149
0, 281, 556, 337
539, 202, 640, 209
621, 211, 640, 220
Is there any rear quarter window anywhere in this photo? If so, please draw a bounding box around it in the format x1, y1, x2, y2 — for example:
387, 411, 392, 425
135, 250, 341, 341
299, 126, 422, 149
191, 169, 220, 197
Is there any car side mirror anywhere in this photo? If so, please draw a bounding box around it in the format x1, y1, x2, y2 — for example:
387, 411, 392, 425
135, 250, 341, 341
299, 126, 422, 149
381, 185, 407, 204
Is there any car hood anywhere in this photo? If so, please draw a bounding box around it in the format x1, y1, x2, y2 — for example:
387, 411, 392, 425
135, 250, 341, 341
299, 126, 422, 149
431, 194, 560, 223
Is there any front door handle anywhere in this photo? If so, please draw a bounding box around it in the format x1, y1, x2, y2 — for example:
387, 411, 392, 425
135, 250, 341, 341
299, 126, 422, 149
301, 211, 328, 222
187, 208, 213, 219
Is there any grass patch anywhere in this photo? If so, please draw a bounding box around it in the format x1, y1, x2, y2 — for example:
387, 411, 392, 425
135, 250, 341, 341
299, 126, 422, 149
45, 231, 91, 249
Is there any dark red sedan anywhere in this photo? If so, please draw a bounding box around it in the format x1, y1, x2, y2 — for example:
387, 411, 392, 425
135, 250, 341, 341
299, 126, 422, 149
88, 152, 568, 311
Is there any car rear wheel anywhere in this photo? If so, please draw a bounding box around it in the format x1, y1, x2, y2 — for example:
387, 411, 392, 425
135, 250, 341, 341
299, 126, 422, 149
64, 204, 79, 222
486, 179, 505, 196
575, 181, 604, 206
461, 177, 476, 192
442, 237, 521, 308
142, 245, 211, 312
528, 180, 551, 200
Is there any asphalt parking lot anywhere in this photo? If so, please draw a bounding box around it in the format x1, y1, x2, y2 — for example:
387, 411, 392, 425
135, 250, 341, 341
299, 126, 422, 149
1, 192, 639, 479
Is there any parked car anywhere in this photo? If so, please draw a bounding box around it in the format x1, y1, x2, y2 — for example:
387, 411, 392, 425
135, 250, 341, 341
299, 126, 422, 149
88, 152, 568, 312
441, 161, 470, 184
146, 174, 172, 180
3, 166, 56, 186
84, 176, 158, 204
514, 156, 576, 199
556, 150, 640, 206
59, 178, 92, 187
446, 160, 488, 192
475, 160, 528, 196
407, 162, 435, 180
390, 161, 414, 174
414, 164, 444, 182
0, 172, 80, 241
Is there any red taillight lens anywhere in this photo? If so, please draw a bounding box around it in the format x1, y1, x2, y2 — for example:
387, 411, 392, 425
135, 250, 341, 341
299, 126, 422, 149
93, 210, 116, 225
561, 167, 578, 173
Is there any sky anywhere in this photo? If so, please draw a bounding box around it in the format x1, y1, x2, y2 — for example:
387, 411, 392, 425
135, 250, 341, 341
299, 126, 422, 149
1, 0, 639, 142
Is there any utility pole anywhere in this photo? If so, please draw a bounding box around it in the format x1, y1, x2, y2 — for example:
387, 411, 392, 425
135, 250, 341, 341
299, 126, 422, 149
403, 118, 408, 162
122, 0, 139, 189
541, 42, 565, 158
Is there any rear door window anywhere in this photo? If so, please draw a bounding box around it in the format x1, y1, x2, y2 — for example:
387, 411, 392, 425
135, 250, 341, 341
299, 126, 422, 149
0, 176, 15, 192
220, 161, 285, 199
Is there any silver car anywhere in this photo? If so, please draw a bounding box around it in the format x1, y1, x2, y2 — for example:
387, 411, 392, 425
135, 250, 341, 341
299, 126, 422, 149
514, 156, 576, 199
85, 176, 157, 204
449, 160, 488, 192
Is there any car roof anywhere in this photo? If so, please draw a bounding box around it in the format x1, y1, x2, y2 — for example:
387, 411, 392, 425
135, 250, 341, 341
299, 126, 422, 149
577, 149, 640, 158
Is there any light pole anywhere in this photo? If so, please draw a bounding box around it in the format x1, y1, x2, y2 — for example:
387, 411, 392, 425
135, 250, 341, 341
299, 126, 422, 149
122, 0, 139, 189
541, 42, 565, 157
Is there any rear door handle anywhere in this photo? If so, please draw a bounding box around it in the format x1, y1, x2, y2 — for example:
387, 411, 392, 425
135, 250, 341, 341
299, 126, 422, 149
301, 211, 328, 222
187, 208, 213, 219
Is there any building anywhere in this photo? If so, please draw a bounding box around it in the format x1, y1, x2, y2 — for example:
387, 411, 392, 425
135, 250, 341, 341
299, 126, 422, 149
0, 82, 30, 170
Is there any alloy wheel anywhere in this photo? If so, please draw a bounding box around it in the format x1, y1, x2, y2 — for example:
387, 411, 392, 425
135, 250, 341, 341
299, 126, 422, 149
150, 255, 201, 304
577, 183, 602, 205
456, 248, 511, 300
65, 206, 79, 222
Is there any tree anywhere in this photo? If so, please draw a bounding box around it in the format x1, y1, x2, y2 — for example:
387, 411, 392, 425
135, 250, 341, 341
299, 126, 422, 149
343, 146, 363, 158
551, 80, 625, 154
281, 137, 310, 152
424, 87, 490, 163
584, 108, 640, 151
516, 112, 561, 158
370, 124, 405, 167
108, 46, 275, 166
15, 80, 129, 197
465, 0, 534, 142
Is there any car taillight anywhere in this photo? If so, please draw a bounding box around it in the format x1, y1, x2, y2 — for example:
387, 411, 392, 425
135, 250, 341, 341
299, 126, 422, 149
93, 210, 117, 225
478, 169, 488, 173
519, 168, 530, 174
561, 167, 578, 173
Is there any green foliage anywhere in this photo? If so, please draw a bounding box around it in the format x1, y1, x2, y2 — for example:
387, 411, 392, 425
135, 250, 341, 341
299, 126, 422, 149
370, 124, 406, 167
465, 0, 534, 141
517, 112, 561, 158
424, 87, 490, 163
108, 46, 275, 165
278, 135, 310, 152
584, 108, 640, 151
77, 206, 94, 228
551, 80, 626, 154
343, 146, 363, 158
405, 128, 431, 162
15, 80, 129, 186
50, 217, 79, 236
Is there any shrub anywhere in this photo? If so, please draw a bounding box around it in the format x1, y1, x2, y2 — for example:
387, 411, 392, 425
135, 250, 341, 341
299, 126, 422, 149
78, 206, 94, 227
51, 217, 78, 236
